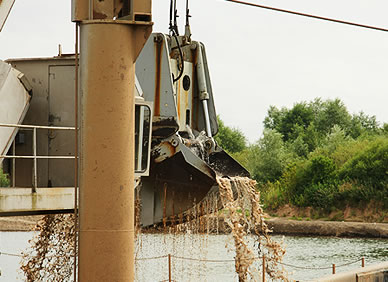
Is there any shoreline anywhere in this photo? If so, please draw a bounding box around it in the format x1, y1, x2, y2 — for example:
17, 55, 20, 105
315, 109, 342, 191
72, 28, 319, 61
267, 217, 388, 238
1, 215, 387, 238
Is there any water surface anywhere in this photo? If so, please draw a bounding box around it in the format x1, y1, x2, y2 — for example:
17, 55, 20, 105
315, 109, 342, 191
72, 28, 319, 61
1, 232, 387, 281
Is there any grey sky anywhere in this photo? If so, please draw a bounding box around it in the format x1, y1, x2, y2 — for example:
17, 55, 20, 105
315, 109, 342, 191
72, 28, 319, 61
1, 0, 388, 142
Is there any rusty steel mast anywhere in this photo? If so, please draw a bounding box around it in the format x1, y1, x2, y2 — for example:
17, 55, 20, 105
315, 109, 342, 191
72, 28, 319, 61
71, 1, 152, 280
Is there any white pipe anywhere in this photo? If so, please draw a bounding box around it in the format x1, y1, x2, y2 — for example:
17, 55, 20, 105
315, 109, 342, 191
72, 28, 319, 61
196, 43, 212, 137
33, 127, 37, 191
0, 155, 76, 159
202, 100, 212, 137
0, 123, 75, 130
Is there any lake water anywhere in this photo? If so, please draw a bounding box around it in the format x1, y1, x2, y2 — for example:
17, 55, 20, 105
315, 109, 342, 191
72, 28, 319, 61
1, 231, 387, 281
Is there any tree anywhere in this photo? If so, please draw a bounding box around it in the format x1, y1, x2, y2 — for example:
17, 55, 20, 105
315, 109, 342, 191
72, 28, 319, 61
348, 111, 379, 138
247, 129, 294, 183
263, 98, 358, 153
264, 102, 313, 142
215, 116, 247, 154
315, 99, 351, 133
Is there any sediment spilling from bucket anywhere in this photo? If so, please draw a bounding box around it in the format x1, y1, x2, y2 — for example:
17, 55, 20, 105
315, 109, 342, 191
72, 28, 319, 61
20, 214, 76, 281
21, 177, 288, 281
217, 176, 287, 281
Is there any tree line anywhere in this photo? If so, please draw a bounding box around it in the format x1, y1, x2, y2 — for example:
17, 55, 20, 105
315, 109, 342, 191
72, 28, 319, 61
216, 98, 388, 214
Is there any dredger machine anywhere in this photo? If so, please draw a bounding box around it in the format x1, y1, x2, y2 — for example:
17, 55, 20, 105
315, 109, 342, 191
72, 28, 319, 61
0, 4, 248, 226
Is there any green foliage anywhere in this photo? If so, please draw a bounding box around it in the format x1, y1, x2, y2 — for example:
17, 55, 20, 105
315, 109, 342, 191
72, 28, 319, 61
222, 98, 387, 213
383, 123, 388, 134
313, 98, 351, 134
263, 98, 379, 154
339, 137, 388, 191
0, 168, 10, 187
307, 155, 337, 185
348, 112, 380, 138
215, 116, 247, 153
243, 129, 295, 184
264, 102, 314, 142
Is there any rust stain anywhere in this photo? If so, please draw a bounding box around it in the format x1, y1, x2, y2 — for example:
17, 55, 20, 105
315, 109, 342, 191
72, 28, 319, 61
163, 183, 167, 229
154, 39, 163, 116
166, 142, 177, 156
171, 191, 175, 226
93, 11, 108, 19
153, 141, 177, 163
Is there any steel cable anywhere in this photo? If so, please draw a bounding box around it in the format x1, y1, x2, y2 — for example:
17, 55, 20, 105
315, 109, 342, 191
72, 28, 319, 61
1, 250, 363, 270
225, 0, 388, 33
135, 255, 169, 261
0, 251, 22, 257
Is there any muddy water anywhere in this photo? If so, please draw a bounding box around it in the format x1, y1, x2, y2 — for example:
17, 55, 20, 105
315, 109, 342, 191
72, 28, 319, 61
2, 232, 387, 281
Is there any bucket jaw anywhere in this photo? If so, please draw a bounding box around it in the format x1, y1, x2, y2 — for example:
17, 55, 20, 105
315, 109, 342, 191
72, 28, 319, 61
140, 133, 248, 226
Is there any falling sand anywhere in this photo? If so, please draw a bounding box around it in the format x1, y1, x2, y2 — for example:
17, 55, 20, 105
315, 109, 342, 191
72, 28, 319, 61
217, 176, 287, 281
21, 177, 287, 281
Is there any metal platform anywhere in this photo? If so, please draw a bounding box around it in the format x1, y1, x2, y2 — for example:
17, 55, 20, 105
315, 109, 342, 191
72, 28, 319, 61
0, 187, 75, 216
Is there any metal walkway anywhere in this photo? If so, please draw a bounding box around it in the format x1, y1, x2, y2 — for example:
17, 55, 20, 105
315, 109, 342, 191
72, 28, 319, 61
0, 187, 75, 216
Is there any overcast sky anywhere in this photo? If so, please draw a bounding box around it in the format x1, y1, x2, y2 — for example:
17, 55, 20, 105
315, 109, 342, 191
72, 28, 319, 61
1, 0, 388, 142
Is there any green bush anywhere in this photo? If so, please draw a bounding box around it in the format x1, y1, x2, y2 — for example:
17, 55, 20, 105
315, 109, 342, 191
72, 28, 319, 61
0, 168, 10, 187
306, 155, 337, 185
339, 137, 388, 188
225, 98, 388, 214
304, 183, 336, 209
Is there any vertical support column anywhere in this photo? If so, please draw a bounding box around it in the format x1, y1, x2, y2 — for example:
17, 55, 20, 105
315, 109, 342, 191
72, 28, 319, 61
73, 21, 80, 282
262, 255, 265, 282
32, 127, 37, 192
78, 21, 151, 281
168, 254, 172, 282
12, 139, 15, 187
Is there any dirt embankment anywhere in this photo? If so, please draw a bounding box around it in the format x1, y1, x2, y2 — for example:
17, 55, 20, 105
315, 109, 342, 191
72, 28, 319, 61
271, 204, 388, 223
264, 204, 388, 238
267, 218, 388, 238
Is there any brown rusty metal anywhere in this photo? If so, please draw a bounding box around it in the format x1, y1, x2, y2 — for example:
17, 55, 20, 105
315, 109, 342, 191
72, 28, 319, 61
154, 37, 162, 117
152, 116, 179, 137
168, 254, 172, 282
153, 141, 177, 163
262, 255, 266, 282
163, 182, 167, 228
78, 19, 152, 282
171, 190, 175, 226
71, 0, 89, 21
200, 202, 204, 233
132, 1, 152, 21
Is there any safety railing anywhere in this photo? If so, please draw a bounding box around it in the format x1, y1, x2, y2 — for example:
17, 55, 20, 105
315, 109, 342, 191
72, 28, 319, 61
0, 123, 76, 192
0, 250, 370, 282
134, 253, 367, 282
